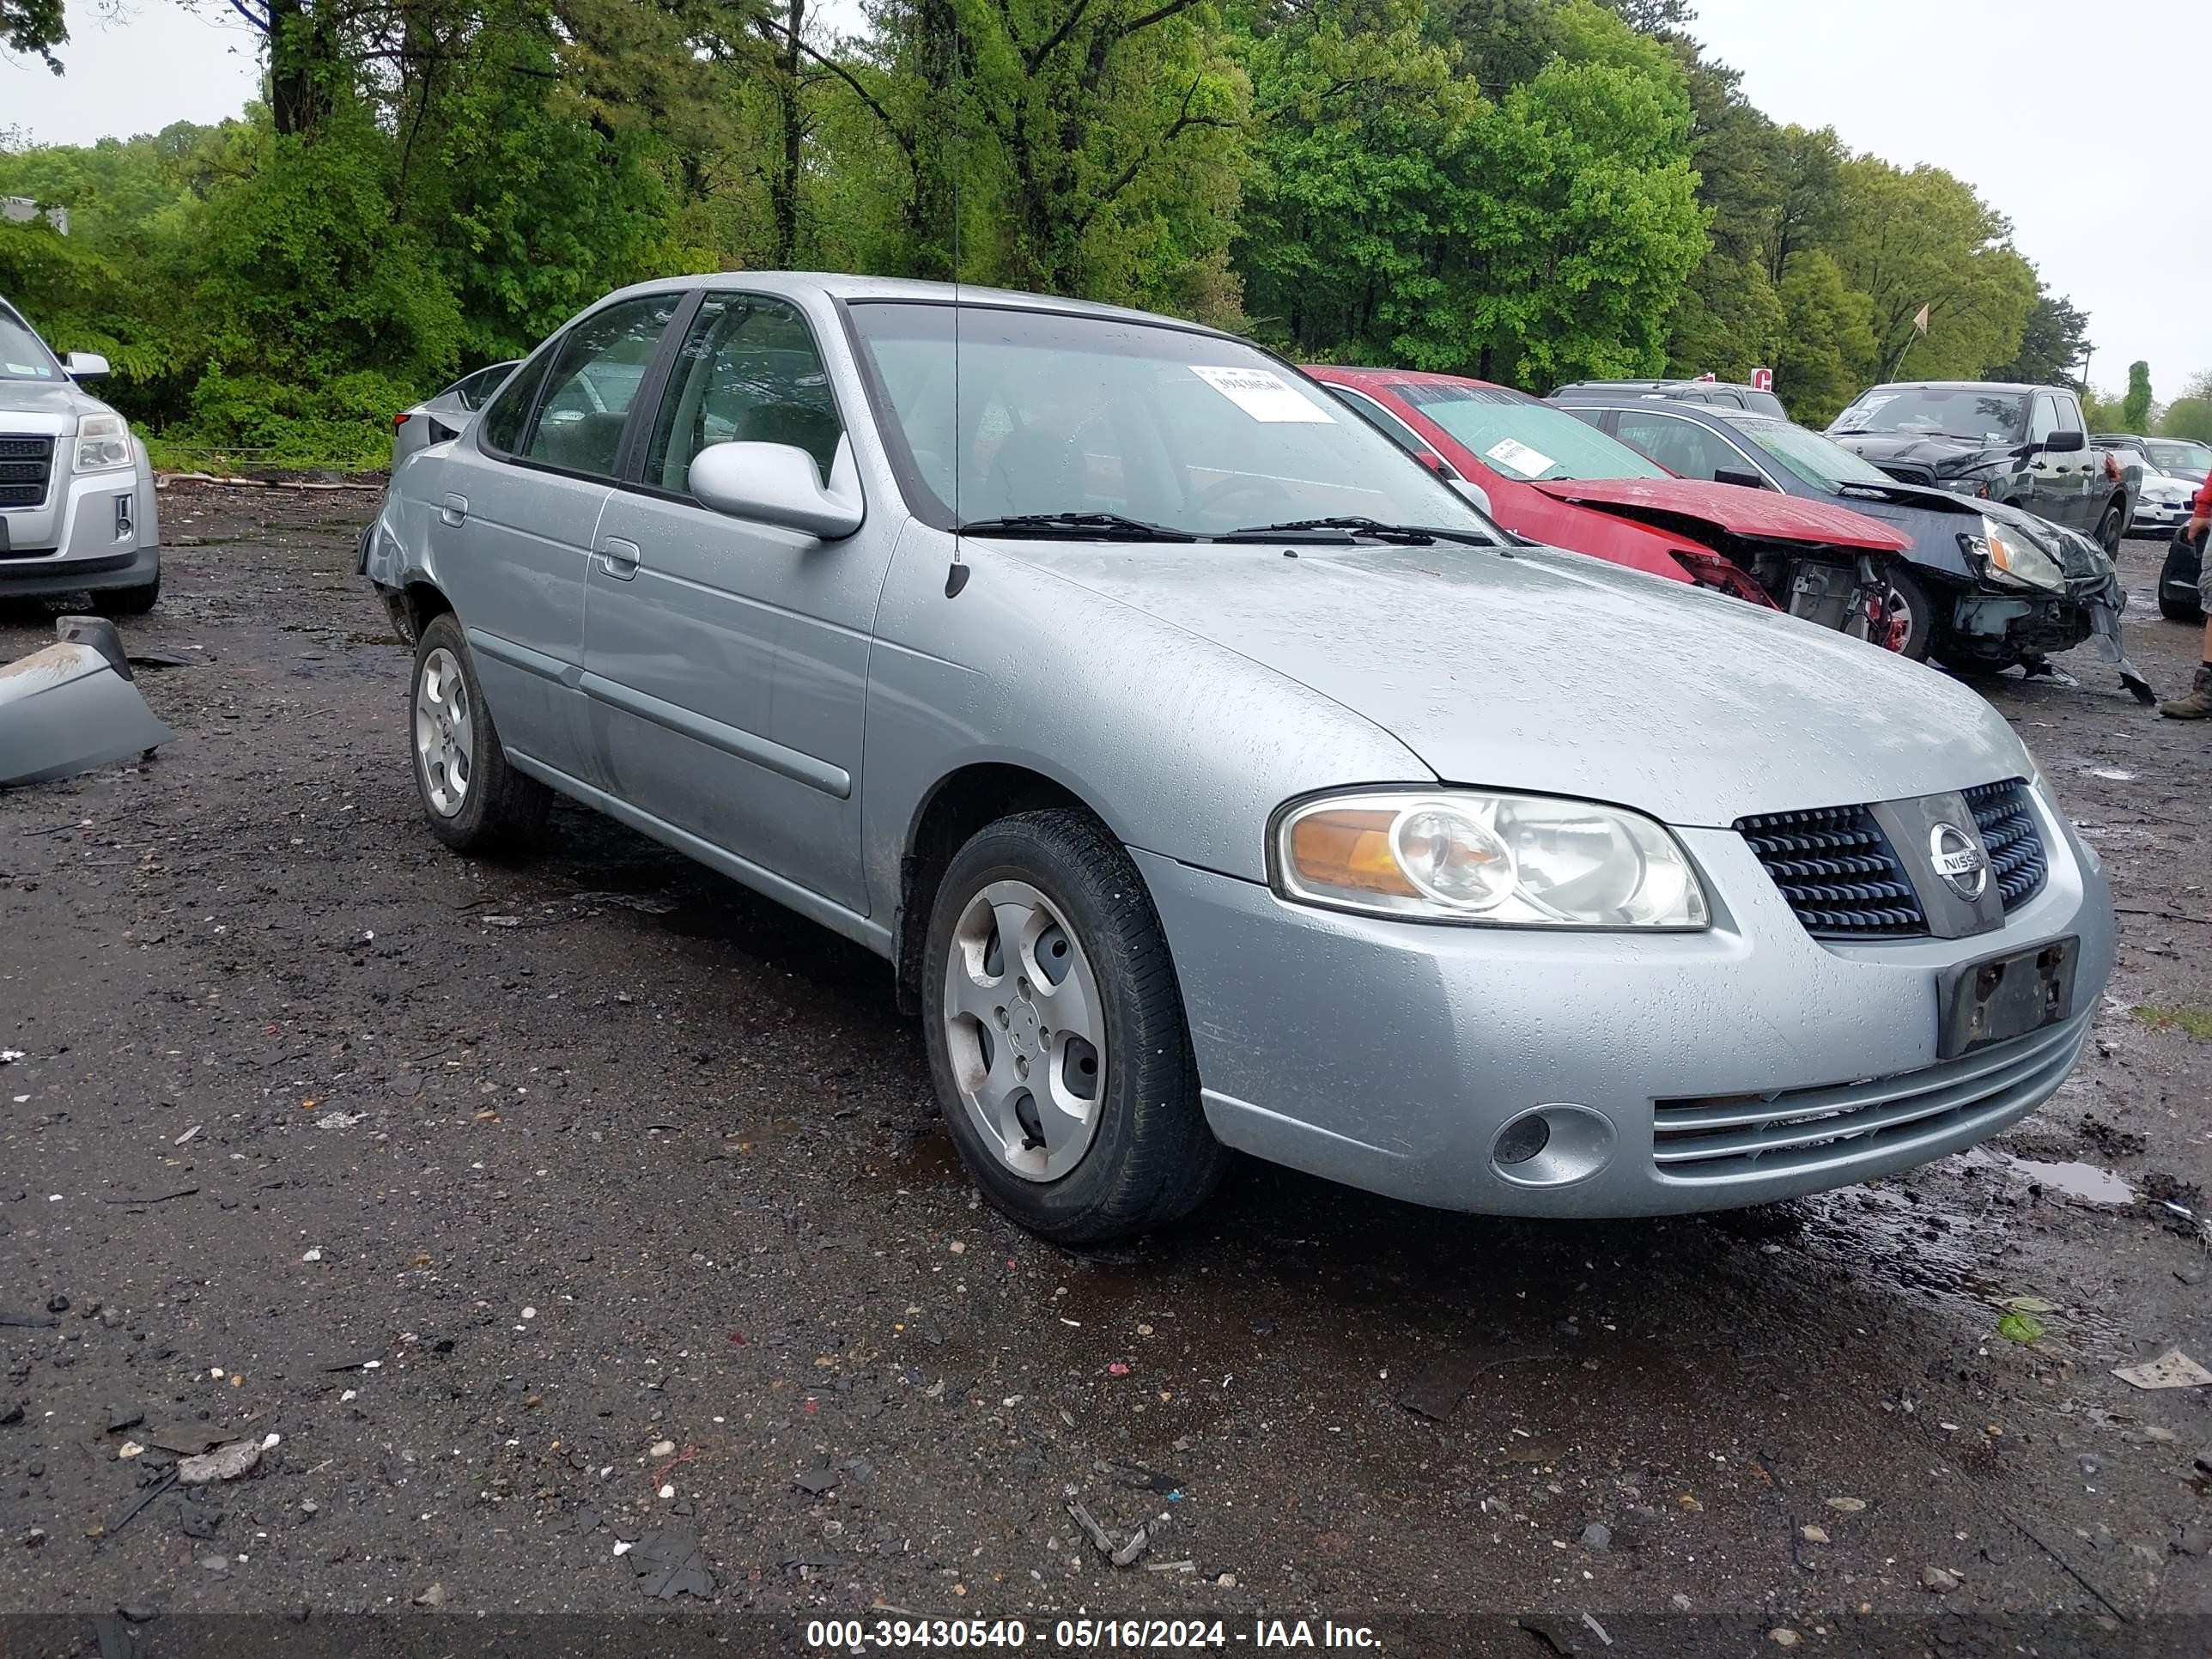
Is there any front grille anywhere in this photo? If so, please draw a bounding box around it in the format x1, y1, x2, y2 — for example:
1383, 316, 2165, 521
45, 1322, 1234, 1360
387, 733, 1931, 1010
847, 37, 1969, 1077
0, 434, 54, 507
1965, 779, 2047, 909
1653, 1012, 2089, 1183
1875, 462, 1937, 487
1735, 805, 1926, 937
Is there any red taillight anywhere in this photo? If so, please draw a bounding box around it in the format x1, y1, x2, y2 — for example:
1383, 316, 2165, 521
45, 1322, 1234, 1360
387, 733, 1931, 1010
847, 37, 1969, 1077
394, 412, 411, 428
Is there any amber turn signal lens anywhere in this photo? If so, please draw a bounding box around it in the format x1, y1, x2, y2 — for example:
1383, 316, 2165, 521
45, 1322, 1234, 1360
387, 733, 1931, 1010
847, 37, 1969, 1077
1285, 807, 1415, 898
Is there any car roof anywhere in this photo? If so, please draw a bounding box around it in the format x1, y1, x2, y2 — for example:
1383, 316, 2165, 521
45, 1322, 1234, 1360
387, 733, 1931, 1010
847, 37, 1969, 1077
595, 270, 1233, 337
1306, 365, 1521, 392
1860, 380, 2045, 393
1555, 377, 1765, 391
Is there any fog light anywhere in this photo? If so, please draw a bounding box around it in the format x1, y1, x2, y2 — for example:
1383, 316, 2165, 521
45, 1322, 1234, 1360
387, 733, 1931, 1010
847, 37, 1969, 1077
1491, 1105, 1616, 1188
1493, 1114, 1550, 1165
113, 494, 133, 543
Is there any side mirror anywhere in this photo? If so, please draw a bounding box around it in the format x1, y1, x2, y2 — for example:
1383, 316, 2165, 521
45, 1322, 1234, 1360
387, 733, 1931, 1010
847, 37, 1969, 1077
1713, 466, 1767, 489
63, 351, 110, 380
2041, 429, 2086, 454
1449, 477, 1493, 517
688, 437, 863, 540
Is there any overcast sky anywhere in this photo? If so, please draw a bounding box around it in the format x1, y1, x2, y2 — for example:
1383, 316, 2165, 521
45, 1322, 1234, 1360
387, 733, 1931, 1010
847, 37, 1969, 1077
5, 0, 2206, 399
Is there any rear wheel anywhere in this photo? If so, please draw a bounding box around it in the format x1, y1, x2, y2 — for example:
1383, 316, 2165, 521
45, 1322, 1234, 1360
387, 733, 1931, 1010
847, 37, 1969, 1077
2094, 500, 2124, 557
410, 611, 550, 854
922, 809, 1228, 1243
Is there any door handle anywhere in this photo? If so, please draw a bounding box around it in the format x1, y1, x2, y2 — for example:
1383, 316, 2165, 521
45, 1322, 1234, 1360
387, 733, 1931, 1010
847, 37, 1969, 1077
440, 493, 469, 527
598, 537, 641, 580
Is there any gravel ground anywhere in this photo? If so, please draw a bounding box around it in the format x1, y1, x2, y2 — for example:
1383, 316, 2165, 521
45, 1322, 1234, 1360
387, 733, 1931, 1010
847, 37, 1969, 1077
3, 484, 2211, 1656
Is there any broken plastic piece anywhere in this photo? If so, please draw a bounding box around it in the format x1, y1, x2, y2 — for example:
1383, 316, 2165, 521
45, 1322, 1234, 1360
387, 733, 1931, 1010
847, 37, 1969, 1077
0, 625, 173, 787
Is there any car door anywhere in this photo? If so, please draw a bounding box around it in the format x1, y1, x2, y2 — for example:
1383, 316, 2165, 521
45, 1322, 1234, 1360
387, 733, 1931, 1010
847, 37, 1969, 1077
581, 289, 889, 915
434, 293, 680, 785
2020, 391, 2085, 531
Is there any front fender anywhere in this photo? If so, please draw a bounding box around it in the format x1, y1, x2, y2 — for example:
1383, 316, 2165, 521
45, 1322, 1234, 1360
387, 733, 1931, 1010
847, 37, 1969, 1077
859, 521, 1431, 921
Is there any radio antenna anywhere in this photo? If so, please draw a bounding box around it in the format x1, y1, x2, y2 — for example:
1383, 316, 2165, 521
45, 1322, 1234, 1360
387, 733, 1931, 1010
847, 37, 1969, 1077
944, 11, 969, 599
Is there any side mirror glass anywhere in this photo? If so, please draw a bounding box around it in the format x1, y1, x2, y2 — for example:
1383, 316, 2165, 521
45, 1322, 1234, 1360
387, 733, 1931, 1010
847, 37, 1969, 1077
688, 437, 864, 540
63, 351, 111, 380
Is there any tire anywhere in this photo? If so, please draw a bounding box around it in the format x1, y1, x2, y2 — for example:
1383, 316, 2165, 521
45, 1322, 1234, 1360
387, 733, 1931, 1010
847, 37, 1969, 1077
410, 611, 551, 854
91, 574, 159, 616
1869, 561, 1936, 662
921, 808, 1229, 1243
2094, 500, 2124, 558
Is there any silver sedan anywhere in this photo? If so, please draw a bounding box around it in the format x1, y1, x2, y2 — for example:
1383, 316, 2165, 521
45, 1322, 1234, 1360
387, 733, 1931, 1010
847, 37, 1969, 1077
362, 274, 2114, 1243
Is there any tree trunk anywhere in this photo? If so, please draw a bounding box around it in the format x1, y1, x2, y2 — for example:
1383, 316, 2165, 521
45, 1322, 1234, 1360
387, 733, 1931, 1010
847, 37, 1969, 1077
267, 0, 338, 139
769, 0, 807, 267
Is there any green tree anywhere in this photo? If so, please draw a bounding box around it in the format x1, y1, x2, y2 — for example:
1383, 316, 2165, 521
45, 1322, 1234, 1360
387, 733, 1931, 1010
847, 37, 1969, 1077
2, 0, 65, 71
1990, 290, 2092, 387
1768, 250, 1874, 426
2122, 361, 2152, 432
1831, 157, 2037, 383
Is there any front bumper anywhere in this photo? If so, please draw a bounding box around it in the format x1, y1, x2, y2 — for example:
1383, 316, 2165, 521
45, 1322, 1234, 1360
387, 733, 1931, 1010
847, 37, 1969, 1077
0, 541, 160, 598
2129, 497, 2192, 535
1135, 792, 2113, 1218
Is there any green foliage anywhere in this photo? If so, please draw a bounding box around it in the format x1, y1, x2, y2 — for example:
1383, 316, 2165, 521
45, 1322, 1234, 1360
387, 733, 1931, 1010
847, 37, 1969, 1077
2161, 398, 2212, 445
2123, 362, 2153, 434
2, 0, 65, 70
0, 0, 2081, 465
1990, 291, 2091, 387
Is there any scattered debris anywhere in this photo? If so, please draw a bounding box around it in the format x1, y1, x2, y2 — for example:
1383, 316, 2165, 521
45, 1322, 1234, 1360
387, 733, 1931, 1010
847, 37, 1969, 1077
106, 1409, 146, 1437
1580, 1613, 1613, 1647
1824, 1497, 1867, 1513
173, 1126, 202, 1147
1579, 1522, 1612, 1554
0, 1311, 60, 1330
413, 1584, 446, 1608
143, 1425, 222, 1456
1997, 1309, 2047, 1344
177, 1498, 222, 1540
176, 1439, 261, 1484
0, 1049, 21, 1063
0, 1401, 23, 1427
96, 1188, 198, 1207
314, 1112, 365, 1130
1768, 1632, 1800, 1650
1065, 1490, 1116, 1559
1799, 1525, 1829, 1545
2112, 1349, 2212, 1390
116, 1442, 145, 1461
1921, 1565, 1960, 1594
626, 1529, 714, 1600
793, 1468, 840, 1497
102, 1469, 179, 1537
647, 1439, 676, 1460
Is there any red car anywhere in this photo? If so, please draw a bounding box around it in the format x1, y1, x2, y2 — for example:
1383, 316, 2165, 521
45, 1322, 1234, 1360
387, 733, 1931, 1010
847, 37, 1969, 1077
1306, 367, 1911, 631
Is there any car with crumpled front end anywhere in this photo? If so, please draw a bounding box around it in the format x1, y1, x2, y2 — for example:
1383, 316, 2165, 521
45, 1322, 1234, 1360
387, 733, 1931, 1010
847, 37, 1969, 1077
0, 295, 161, 612
361, 273, 2115, 1243
1557, 395, 2149, 694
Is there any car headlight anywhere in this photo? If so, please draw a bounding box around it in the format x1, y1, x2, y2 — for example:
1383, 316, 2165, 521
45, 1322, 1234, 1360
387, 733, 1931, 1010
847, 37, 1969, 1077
1962, 515, 2064, 592
1272, 790, 1709, 928
75, 412, 134, 475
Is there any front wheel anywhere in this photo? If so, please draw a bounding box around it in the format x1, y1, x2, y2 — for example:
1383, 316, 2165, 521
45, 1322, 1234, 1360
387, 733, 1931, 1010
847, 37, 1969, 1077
1868, 562, 1936, 661
921, 809, 1228, 1243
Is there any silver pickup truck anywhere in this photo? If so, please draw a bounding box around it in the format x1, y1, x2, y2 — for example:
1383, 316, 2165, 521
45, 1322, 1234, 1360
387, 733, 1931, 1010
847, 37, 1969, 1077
0, 295, 161, 612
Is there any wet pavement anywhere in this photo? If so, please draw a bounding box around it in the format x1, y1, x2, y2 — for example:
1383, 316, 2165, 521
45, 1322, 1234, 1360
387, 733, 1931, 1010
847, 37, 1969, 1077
3, 487, 2211, 1654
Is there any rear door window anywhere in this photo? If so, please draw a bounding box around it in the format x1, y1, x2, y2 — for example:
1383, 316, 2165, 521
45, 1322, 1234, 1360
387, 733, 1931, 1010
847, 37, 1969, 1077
1615, 411, 1741, 482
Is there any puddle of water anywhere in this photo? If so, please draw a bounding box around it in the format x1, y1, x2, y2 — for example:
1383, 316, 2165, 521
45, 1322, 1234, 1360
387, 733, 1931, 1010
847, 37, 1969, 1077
1977, 1148, 2136, 1206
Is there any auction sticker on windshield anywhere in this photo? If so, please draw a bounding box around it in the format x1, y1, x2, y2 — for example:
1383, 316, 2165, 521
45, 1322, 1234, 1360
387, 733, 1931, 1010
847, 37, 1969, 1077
1190, 365, 1334, 423
1485, 437, 1553, 477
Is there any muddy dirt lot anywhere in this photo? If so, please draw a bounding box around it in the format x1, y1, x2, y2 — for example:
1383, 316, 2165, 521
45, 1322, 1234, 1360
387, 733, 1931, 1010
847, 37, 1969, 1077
3, 485, 2212, 1656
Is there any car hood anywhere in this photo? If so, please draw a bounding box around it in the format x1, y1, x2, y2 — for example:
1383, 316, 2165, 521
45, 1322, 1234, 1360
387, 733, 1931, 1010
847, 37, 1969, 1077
1529, 477, 1910, 550
1000, 538, 2027, 827
0, 379, 90, 422
1827, 431, 2003, 477
1822, 481, 2075, 583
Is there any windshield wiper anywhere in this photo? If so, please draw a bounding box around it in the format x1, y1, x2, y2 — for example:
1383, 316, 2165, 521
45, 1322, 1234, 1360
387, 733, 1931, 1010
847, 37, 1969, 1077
957, 512, 1195, 542
1218, 515, 1497, 548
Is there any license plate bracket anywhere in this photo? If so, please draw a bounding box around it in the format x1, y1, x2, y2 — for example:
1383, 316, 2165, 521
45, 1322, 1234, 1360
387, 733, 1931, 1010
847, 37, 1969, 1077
1937, 936, 2077, 1059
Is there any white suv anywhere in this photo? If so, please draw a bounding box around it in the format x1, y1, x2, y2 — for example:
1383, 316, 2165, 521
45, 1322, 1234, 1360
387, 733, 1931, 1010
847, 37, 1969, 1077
0, 295, 161, 612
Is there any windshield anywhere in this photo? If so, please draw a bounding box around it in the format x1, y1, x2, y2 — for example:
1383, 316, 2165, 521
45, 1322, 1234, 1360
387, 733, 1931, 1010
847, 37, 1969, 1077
1720, 414, 1896, 491
0, 305, 62, 382
1832, 386, 2027, 443
844, 303, 1488, 538
2145, 439, 2211, 482
1393, 383, 1668, 482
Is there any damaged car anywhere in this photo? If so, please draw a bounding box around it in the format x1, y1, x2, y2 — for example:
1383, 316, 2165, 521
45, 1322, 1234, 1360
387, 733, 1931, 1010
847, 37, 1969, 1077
1559, 395, 2153, 699
1307, 365, 1914, 637
363, 274, 2114, 1243
0, 295, 161, 613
